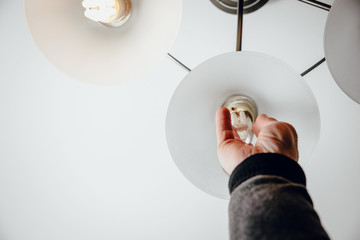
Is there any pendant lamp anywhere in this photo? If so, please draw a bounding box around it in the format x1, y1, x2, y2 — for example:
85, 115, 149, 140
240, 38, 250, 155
24, 0, 182, 85
166, 1, 320, 199
324, 0, 360, 104
166, 52, 320, 199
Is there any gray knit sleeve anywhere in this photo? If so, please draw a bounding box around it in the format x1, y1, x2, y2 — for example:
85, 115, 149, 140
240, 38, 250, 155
229, 154, 330, 240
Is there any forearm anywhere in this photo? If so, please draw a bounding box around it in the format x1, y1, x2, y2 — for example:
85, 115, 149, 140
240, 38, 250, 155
229, 153, 330, 240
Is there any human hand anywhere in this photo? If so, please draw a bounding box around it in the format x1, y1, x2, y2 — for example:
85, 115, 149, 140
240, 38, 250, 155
216, 107, 299, 176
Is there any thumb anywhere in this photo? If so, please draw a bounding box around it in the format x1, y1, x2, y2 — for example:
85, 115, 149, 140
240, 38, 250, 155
216, 107, 235, 144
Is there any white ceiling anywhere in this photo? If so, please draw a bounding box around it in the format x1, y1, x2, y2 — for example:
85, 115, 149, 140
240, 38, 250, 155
0, 0, 359, 239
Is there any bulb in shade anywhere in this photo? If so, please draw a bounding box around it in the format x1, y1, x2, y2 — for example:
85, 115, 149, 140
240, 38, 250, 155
82, 0, 132, 27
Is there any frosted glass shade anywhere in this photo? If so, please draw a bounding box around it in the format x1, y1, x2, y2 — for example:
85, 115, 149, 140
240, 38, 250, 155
324, 0, 360, 104
24, 0, 182, 85
166, 52, 320, 199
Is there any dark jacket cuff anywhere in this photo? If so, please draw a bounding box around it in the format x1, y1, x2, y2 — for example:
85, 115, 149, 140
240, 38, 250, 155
229, 153, 306, 193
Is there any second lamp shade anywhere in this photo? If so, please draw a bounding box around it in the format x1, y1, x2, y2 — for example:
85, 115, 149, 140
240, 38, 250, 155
24, 0, 182, 85
324, 0, 360, 104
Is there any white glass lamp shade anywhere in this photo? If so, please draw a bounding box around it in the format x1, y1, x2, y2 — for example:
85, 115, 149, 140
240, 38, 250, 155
166, 52, 320, 199
24, 0, 182, 85
324, 0, 360, 104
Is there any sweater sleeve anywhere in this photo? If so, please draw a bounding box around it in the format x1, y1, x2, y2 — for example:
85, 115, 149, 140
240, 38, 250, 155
228, 153, 330, 240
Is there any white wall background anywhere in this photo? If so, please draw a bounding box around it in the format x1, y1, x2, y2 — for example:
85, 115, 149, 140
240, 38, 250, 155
1, 0, 359, 239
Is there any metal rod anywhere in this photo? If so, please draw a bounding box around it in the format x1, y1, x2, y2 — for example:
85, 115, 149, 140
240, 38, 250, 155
301, 58, 326, 77
298, 0, 331, 11
167, 53, 191, 72
236, 0, 244, 51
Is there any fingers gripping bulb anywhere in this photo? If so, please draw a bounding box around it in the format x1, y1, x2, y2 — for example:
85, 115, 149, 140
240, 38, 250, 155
222, 95, 258, 144
82, 0, 120, 23
230, 108, 253, 142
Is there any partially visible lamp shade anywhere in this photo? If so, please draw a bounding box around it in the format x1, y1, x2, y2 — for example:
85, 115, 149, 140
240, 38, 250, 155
324, 0, 360, 104
166, 52, 320, 199
24, 0, 182, 85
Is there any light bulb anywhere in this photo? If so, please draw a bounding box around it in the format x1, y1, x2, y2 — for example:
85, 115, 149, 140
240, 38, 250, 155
82, 0, 120, 23
222, 95, 258, 144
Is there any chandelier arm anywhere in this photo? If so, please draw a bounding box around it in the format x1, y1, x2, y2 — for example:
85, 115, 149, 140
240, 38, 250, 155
236, 0, 244, 51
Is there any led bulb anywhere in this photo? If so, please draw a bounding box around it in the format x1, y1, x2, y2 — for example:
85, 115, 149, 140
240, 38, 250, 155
82, 0, 120, 23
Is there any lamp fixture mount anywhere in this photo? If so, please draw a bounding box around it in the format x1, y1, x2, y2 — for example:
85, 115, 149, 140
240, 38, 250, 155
210, 0, 268, 14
